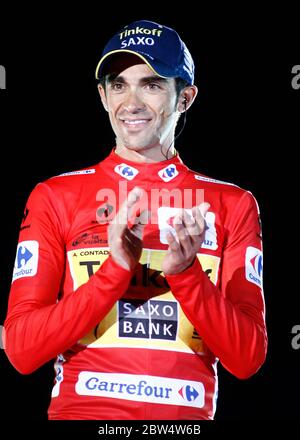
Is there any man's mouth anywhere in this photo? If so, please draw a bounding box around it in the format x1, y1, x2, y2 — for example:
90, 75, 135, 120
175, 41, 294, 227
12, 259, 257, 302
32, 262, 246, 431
120, 118, 152, 126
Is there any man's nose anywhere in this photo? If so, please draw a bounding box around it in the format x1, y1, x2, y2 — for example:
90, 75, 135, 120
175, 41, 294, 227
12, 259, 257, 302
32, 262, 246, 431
122, 91, 145, 113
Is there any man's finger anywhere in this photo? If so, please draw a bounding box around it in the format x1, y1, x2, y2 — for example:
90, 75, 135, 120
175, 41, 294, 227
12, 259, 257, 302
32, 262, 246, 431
130, 209, 150, 240
199, 202, 210, 218
192, 202, 210, 234
182, 209, 200, 238
173, 212, 194, 254
113, 187, 143, 228
165, 231, 180, 252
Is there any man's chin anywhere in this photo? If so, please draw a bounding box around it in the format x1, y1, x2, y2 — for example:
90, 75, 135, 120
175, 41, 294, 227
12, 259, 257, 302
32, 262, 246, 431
122, 140, 159, 151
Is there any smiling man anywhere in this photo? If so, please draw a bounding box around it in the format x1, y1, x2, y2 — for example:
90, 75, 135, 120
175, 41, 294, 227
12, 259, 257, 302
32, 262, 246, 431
97, 53, 196, 162
4, 20, 267, 420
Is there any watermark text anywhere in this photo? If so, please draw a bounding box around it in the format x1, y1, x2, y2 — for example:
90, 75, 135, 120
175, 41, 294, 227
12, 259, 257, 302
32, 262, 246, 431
0, 65, 6, 90
291, 65, 300, 90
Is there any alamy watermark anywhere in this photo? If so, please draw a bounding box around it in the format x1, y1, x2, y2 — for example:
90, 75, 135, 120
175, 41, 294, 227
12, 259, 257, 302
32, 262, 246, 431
291, 325, 300, 350
0, 65, 6, 90
0, 325, 5, 349
95, 181, 205, 227
291, 65, 300, 90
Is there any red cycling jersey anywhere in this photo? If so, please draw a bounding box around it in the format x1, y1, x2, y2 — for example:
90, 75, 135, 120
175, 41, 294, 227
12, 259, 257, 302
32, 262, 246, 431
4, 149, 267, 419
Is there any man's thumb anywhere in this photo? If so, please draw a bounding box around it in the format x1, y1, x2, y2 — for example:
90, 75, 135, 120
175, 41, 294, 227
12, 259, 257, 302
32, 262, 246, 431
199, 202, 210, 218
131, 209, 150, 238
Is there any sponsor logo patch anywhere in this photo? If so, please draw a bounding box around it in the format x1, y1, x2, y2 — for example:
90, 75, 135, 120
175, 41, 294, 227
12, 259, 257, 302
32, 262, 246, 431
68, 248, 219, 353
114, 164, 139, 180
55, 169, 96, 177
76, 372, 205, 408
158, 164, 179, 182
118, 299, 178, 341
194, 174, 236, 186
72, 233, 107, 247
157, 207, 218, 250
245, 246, 263, 287
96, 203, 115, 224
12, 240, 39, 282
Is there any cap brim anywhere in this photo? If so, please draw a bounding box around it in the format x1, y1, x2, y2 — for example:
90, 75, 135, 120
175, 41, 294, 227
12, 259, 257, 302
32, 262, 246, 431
95, 49, 169, 80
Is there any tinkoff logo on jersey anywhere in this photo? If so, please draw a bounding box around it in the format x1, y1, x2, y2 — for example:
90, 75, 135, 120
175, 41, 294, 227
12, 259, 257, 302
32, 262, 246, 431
12, 240, 39, 282
118, 299, 178, 341
245, 246, 263, 287
76, 372, 205, 408
158, 164, 179, 182
114, 163, 139, 180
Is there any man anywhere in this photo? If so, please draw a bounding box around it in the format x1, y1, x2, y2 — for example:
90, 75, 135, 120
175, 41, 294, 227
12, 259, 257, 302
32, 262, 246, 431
4, 20, 267, 420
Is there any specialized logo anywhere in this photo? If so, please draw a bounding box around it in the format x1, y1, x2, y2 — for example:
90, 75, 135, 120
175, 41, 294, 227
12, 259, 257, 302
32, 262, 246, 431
75, 372, 205, 408
158, 164, 179, 182
118, 299, 178, 341
157, 207, 218, 250
114, 163, 139, 180
12, 240, 39, 282
245, 246, 263, 287
96, 203, 114, 224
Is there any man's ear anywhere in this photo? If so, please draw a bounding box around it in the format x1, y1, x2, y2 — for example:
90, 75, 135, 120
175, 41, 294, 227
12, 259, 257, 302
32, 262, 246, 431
177, 85, 198, 113
97, 83, 109, 112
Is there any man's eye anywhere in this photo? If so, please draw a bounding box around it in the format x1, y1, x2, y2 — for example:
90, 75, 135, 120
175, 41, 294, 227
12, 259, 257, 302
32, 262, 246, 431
146, 83, 161, 90
111, 83, 124, 91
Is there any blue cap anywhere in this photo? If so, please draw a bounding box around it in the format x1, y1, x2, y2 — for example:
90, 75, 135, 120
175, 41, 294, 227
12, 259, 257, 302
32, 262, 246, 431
95, 20, 195, 85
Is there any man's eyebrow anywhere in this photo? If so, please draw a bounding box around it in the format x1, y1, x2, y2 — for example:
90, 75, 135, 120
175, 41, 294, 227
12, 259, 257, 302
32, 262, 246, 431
140, 75, 169, 84
106, 74, 169, 84
106, 74, 125, 83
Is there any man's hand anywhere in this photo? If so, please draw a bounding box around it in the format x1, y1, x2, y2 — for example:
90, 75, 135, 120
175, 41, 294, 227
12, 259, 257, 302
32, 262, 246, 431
162, 203, 210, 275
108, 187, 147, 271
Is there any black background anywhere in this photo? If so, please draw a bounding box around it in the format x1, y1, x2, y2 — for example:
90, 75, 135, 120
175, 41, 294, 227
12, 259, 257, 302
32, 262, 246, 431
0, 4, 299, 429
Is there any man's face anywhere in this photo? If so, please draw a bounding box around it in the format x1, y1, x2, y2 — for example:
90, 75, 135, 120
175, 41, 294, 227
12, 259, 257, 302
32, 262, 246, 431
98, 58, 179, 154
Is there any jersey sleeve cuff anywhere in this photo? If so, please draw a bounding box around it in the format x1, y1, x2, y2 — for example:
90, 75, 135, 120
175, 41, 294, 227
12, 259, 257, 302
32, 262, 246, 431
95, 255, 135, 282
165, 257, 204, 288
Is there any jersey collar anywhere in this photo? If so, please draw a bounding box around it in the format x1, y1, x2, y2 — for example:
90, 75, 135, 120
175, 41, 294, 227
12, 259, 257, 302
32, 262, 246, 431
100, 148, 189, 183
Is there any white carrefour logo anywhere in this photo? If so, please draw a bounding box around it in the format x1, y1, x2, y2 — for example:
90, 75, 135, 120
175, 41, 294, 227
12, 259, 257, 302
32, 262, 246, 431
158, 164, 179, 182
245, 246, 263, 287
157, 207, 217, 250
12, 240, 39, 282
76, 372, 205, 408
114, 164, 139, 180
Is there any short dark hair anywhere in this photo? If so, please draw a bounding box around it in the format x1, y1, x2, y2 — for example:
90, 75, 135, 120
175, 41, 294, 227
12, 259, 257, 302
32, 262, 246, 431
174, 77, 190, 102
